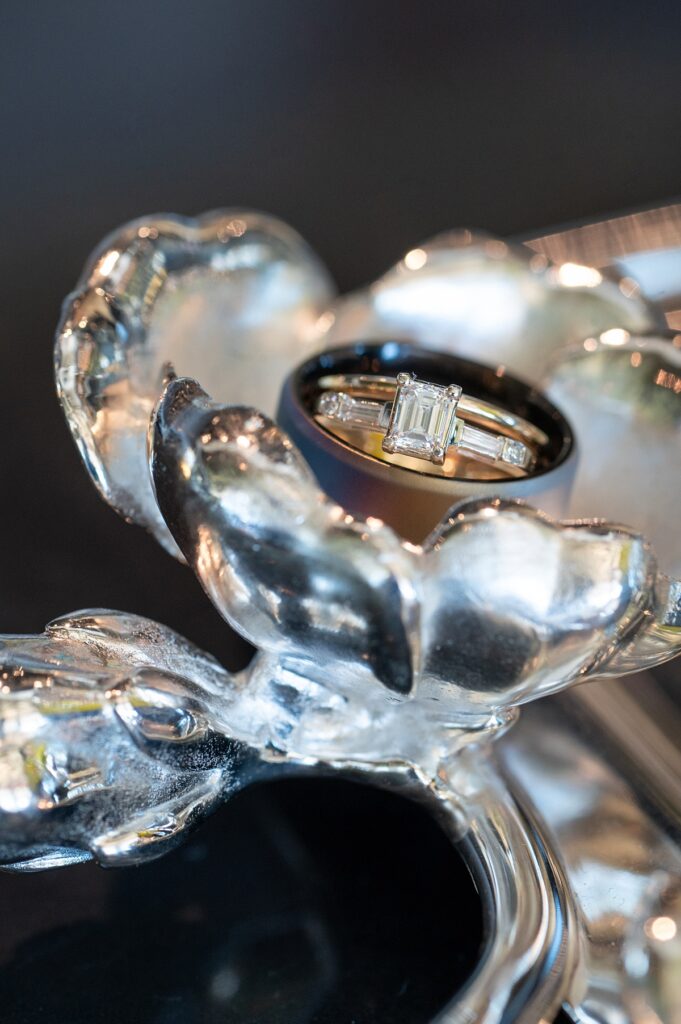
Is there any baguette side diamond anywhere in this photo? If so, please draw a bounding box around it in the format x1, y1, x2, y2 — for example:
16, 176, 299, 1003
317, 392, 386, 430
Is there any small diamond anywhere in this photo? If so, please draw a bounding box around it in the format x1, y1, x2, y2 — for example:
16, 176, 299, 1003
383, 376, 461, 464
318, 392, 343, 417
502, 437, 530, 469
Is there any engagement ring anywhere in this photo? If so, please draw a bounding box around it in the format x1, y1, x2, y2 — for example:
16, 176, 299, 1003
316, 372, 547, 474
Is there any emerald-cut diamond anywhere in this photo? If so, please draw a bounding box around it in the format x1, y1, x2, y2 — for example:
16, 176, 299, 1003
383, 374, 461, 464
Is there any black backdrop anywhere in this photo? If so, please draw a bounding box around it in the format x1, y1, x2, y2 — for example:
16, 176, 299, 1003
0, 4, 679, 1021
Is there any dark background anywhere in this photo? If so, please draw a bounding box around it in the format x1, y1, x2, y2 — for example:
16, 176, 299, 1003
0, 4, 678, 1021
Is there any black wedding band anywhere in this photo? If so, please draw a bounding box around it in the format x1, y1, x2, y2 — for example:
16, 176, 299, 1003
277, 342, 576, 543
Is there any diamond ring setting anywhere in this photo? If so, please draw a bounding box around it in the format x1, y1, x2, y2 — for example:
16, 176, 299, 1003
316, 372, 542, 474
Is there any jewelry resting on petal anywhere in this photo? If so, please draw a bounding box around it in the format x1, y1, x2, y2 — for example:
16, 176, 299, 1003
30, 209, 681, 1024
24, 207, 681, 881
2, 373, 675, 874
149, 376, 673, 717
55, 210, 334, 555
0, 469, 673, 873
315, 372, 540, 474
319, 231, 658, 384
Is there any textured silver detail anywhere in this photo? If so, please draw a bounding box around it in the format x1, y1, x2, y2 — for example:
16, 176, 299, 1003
31, 208, 681, 1024
150, 377, 673, 713
320, 231, 657, 384
55, 209, 334, 555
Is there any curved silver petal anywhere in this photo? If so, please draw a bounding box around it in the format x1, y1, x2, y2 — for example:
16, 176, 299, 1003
0, 610, 248, 871
543, 332, 681, 672
545, 331, 681, 575
418, 499, 656, 715
320, 231, 657, 385
55, 209, 334, 555
150, 375, 674, 714
151, 377, 419, 695
595, 573, 681, 675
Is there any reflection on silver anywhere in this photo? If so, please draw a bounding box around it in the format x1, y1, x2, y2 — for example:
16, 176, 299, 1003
319, 230, 658, 384
5, 373, 677, 1021
55, 210, 334, 554
150, 376, 675, 718
502, 689, 681, 1024
0, 607, 581, 1023
545, 330, 681, 576
0, 611, 246, 870
37, 201, 681, 1022
542, 331, 681, 676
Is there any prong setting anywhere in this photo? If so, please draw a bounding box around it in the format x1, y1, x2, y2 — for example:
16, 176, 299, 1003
383, 375, 461, 464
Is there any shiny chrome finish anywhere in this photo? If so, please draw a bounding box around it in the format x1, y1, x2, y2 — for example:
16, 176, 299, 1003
0, 608, 580, 1023
544, 330, 681, 576
502, 690, 681, 1024
524, 201, 681, 329
150, 377, 418, 698
55, 209, 334, 555
39, 200, 681, 1023
319, 230, 659, 384
0, 610, 248, 870
541, 331, 681, 673
150, 376, 674, 720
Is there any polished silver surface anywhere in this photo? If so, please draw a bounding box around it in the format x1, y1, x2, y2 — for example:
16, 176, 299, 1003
524, 201, 681, 330
150, 376, 676, 718
36, 201, 681, 1023
279, 343, 578, 542
0, 607, 580, 1024
55, 209, 334, 555
0, 610, 246, 870
540, 331, 681, 676
544, 330, 681, 575
319, 230, 660, 384
507, 204, 681, 1024
502, 689, 681, 1024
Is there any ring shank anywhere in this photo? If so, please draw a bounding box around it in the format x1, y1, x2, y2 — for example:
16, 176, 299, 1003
318, 373, 549, 448
278, 343, 576, 543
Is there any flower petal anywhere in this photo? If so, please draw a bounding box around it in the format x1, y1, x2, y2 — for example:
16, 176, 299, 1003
321, 232, 655, 385
419, 500, 655, 714
0, 610, 245, 870
151, 377, 418, 694
55, 210, 334, 555
544, 332, 681, 576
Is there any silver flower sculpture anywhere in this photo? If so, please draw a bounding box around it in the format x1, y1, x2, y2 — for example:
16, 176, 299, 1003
2, 209, 680, 1023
